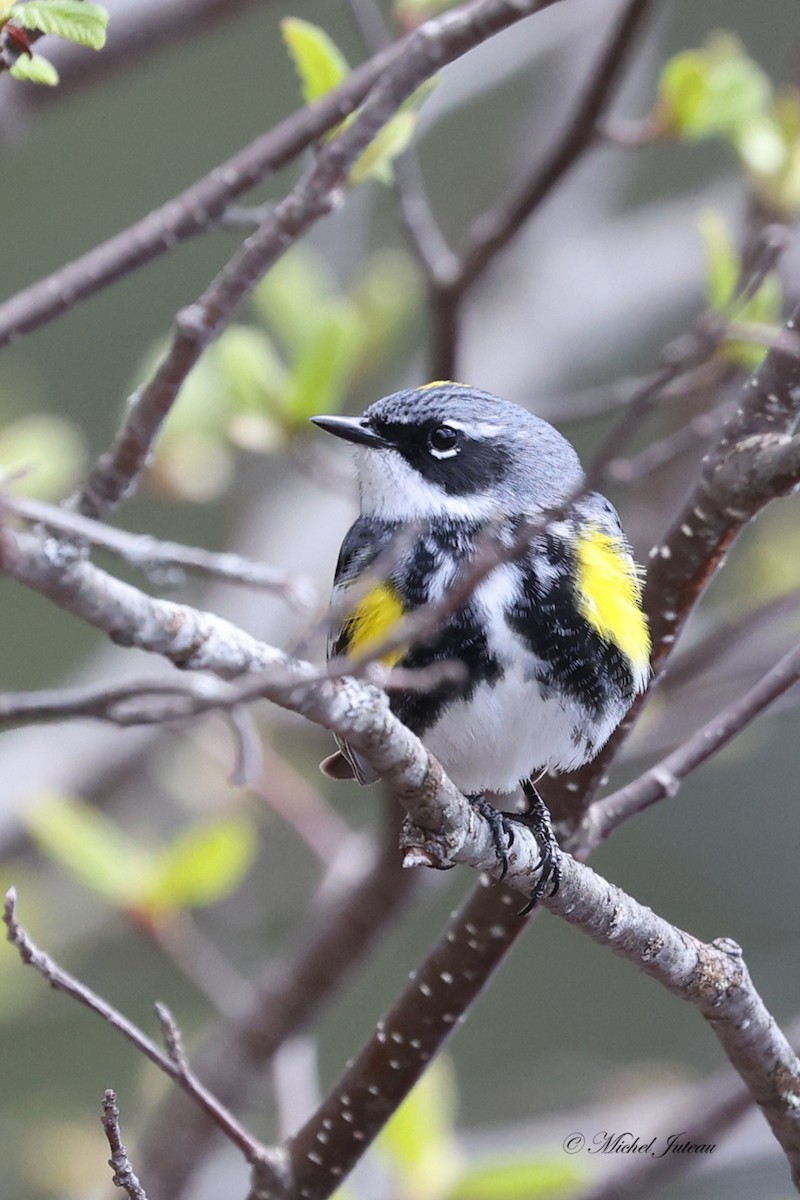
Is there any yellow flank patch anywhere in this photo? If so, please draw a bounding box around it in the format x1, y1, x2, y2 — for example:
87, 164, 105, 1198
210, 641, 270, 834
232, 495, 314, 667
345, 581, 406, 666
575, 529, 651, 671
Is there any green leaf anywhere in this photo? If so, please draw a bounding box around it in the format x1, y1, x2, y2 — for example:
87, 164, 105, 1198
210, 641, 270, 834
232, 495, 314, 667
379, 1059, 461, 1200
285, 302, 363, 423
9, 51, 58, 84
215, 325, 290, 417
352, 249, 421, 372
698, 209, 739, 310
350, 110, 417, 186
349, 79, 435, 185
281, 17, 349, 106
451, 1156, 585, 1200
144, 818, 258, 913
659, 35, 772, 141
251, 245, 336, 355
0, 413, 86, 498
698, 209, 783, 369
13, 1, 108, 49
26, 795, 155, 907
735, 114, 787, 177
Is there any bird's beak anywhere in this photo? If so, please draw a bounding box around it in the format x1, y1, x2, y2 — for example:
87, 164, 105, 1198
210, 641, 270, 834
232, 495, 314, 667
310, 414, 392, 449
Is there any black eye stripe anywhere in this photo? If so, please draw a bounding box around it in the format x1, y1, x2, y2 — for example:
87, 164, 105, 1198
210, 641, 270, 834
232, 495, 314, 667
366, 417, 510, 494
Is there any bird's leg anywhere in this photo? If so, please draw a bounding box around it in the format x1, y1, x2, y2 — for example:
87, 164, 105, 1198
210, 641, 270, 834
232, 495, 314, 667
466, 794, 513, 882
502, 779, 561, 914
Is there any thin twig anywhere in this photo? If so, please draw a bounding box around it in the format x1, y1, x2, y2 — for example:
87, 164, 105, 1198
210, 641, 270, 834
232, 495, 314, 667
604, 398, 737, 484
137, 799, 414, 1199
574, 639, 800, 851
430, 0, 653, 376
0, 37, 402, 348
101, 1090, 149, 1200
74, 0, 565, 519
3, 888, 281, 1179
344, 0, 459, 285
547, 299, 800, 828
2, 493, 316, 607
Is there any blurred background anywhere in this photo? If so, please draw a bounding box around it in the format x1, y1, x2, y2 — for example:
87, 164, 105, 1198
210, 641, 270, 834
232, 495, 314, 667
1, 1, 800, 1198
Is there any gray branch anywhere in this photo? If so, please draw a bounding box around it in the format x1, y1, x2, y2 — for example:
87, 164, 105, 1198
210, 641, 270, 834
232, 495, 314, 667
101, 1090, 149, 1200
3, 889, 283, 1187
3, 493, 316, 608
74, 0, 565, 518
3, 513, 800, 1187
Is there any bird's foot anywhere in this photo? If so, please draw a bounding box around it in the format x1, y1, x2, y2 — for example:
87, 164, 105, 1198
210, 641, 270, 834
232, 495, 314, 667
503, 779, 561, 915
468, 794, 514, 882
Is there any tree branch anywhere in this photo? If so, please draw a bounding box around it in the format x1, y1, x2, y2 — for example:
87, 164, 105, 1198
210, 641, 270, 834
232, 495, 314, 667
430, 0, 654, 376
101, 1090, 149, 1200
0, 35, 399, 348
3, 493, 315, 608
138, 799, 415, 1198
547, 299, 800, 828
3, 888, 282, 1185
74, 0, 565, 519
574, 639, 800, 851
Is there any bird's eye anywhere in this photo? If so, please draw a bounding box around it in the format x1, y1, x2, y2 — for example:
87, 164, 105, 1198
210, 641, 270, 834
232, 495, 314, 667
427, 425, 460, 457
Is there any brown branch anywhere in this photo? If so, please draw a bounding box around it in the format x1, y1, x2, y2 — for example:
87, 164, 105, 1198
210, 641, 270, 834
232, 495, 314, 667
574, 639, 800, 851
101, 1090, 149, 1200
3, 888, 282, 1185
277, 882, 530, 1200
276, 856, 800, 1200
430, 0, 654, 376
546, 298, 800, 828
138, 798, 415, 1198
73, 0, 565, 519
0, 38, 401, 348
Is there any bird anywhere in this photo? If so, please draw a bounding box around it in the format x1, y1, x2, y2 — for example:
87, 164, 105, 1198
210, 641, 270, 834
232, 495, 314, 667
311, 382, 650, 909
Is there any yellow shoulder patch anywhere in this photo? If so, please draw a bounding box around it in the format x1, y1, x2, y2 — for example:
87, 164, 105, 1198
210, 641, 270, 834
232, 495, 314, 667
344, 581, 406, 666
575, 529, 651, 673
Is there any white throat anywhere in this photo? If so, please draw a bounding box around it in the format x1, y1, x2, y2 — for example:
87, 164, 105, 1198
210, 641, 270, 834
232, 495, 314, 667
356, 447, 497, 522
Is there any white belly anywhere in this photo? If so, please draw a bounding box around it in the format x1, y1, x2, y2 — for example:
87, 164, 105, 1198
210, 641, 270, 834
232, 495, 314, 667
421, 662, 587, 793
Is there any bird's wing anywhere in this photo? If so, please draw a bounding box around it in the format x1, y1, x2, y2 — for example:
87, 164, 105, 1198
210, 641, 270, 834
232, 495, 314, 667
325, 516, 400, 786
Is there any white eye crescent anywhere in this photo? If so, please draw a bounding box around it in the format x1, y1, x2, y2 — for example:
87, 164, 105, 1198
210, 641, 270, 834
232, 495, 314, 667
427, 425, 461, 459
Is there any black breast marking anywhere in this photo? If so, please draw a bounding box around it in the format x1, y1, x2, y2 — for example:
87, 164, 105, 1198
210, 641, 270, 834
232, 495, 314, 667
505, 534, 635, 719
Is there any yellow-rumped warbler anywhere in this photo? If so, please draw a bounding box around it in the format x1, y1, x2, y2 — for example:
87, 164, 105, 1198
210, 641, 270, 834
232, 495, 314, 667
312, 382, 650, 907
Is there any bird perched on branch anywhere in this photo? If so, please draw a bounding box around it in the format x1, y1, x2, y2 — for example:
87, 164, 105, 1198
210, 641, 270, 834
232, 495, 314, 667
312, 383, 650, 909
